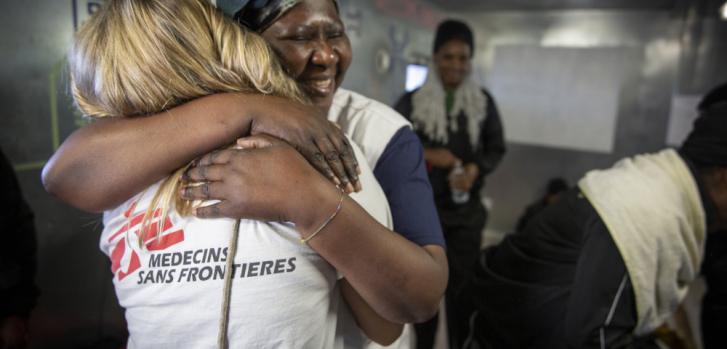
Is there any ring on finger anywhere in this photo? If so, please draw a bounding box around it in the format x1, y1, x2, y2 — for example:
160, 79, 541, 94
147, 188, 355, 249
208, 151, 219, 165
324, 151, 340, 161
202, 182, 210, 199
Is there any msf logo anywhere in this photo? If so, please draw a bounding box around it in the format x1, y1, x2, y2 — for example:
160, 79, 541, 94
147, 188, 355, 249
107, 202, 185, 281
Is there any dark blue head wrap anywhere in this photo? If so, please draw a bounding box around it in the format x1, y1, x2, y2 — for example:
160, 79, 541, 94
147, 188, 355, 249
234, 0, 301, 32
216, 0, 300, 32
217, 0, 339, 33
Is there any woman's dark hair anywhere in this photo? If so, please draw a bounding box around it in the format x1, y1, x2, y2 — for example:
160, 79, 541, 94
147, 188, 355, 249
433, 19, 474, 56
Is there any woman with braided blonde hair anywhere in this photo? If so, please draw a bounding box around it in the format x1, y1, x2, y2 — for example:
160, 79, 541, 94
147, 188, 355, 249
67, 0, 401, 347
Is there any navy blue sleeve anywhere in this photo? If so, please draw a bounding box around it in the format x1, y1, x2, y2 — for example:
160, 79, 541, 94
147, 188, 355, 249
373, 127, 445, 247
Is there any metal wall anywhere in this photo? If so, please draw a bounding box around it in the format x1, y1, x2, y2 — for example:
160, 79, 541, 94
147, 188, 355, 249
337, 0, 445, 104
1, 1, 126, 348
453, 7, 727, 239
339, 1, 726, 240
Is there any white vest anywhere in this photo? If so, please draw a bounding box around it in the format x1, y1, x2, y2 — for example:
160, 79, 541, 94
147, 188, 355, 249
329, 89, 415, 349
328, 88, 411, 170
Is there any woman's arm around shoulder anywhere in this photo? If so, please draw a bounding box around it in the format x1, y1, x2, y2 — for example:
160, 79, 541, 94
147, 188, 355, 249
42, 93, 360, 211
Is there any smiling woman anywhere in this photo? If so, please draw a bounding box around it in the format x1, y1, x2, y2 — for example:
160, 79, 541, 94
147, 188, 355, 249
256, 0, 352, 110
54, 0, 406, 347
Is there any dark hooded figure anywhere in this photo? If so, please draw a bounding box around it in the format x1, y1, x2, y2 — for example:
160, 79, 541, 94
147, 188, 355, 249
462, 83, 727, 349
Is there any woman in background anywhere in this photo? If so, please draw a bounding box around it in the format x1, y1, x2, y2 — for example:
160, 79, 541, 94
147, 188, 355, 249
394, 19, 506, 349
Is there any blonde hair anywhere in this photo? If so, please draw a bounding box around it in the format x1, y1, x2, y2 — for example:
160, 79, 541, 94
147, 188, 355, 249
69, 0, 307, 245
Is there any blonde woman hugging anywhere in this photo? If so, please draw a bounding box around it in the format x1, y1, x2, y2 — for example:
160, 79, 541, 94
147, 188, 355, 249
64, 0, 402, 347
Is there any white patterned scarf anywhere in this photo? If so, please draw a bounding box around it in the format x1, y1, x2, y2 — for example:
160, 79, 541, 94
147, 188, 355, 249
410, 65, 487, 148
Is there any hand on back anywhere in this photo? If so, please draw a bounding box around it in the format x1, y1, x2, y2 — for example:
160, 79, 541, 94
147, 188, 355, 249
180, 135, 340, 225
250, 101, 360, 192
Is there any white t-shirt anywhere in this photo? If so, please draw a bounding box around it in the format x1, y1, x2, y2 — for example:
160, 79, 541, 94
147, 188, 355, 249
100, 140, 391, 349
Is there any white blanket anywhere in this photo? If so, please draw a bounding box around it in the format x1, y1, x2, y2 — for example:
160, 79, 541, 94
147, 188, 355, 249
578, 149, 706, 335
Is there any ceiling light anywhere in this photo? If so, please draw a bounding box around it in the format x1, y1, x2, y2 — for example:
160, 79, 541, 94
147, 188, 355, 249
721, 2, 727, 20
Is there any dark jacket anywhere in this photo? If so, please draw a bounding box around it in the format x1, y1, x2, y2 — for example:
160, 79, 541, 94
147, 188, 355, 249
394, 88, 505, 228
0, 149, 39, 319
702, 232, 727, 349
466, 154, 719, 348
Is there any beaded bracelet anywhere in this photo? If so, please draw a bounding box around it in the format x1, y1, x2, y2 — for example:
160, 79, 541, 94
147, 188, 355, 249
300, 188, 345, 244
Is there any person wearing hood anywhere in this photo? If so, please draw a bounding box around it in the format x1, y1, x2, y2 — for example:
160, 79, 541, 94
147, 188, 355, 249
394, 19, 506, 349
698, 82, 727, 349
463, 83, 727, 348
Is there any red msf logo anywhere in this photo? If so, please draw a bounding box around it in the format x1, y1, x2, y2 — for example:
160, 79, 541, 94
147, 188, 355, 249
107, 202, 185, 281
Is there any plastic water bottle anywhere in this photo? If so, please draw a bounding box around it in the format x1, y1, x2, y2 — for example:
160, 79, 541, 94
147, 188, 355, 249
450, 161, 470, 205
